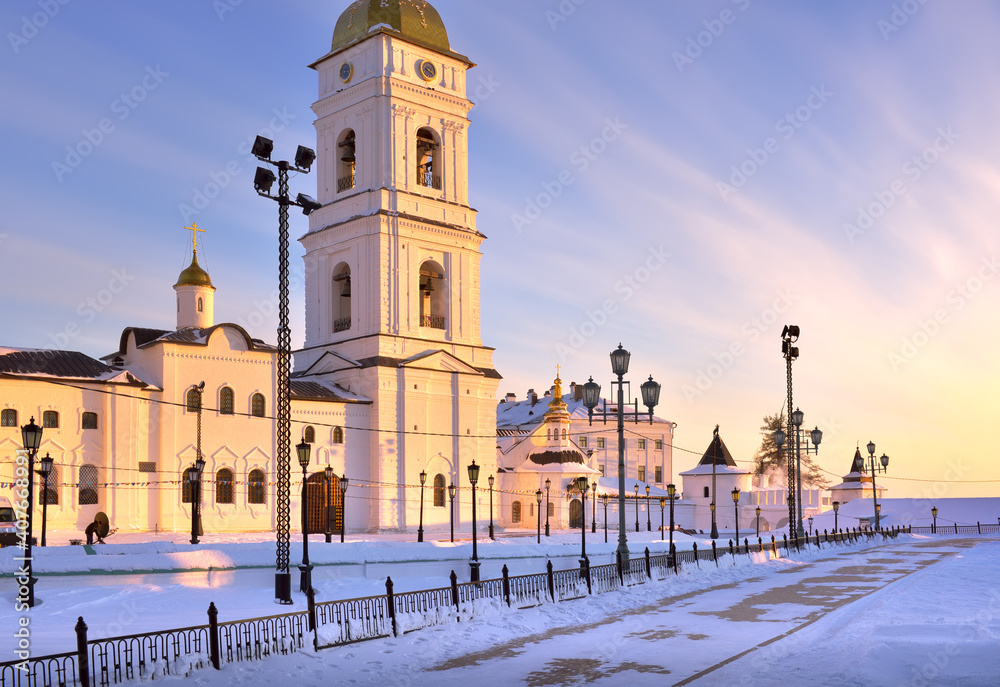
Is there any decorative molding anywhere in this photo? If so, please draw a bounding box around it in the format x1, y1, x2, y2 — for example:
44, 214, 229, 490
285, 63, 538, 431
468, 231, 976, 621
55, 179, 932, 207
392, 104, 417, 118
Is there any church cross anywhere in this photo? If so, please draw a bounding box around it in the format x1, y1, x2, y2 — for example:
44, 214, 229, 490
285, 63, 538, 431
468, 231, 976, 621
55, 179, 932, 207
185, 223, 206, 251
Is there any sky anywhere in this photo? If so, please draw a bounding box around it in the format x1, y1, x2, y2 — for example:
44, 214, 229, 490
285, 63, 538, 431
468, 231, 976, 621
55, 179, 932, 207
1, 1, 998, 499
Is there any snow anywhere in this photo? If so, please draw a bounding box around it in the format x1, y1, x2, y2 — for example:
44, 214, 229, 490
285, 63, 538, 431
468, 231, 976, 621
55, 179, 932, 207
3, 531, 999, 685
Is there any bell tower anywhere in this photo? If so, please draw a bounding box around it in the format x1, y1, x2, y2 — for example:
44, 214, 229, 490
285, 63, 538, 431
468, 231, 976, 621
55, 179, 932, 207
297, 1, 499, 532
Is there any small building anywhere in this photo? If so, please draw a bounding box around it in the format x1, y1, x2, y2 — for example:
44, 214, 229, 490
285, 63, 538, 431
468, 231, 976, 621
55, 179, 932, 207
678, 426, 751, 533
828, 447, 886, 506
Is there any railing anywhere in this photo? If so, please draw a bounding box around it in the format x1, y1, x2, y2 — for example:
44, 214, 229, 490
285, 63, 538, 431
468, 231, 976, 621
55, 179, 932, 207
909, 522, 1000, 535
420, 315, 446, 330
0, 524, 921, 687
333, 317, 351, 333
337, 174, 355, 192
417, 171, 442, 190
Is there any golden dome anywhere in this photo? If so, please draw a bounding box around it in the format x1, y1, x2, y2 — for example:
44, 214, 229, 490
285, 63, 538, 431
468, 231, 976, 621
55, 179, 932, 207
331, 0, 450, 54
174, 251, 214, 288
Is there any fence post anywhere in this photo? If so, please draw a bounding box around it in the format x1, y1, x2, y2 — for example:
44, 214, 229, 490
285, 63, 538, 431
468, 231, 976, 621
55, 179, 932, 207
671, 542, 678, 575
744, 538, 749, 556
547, 560, 555, 602
616, 550, 624, 586
450, 570, 460, 611
727, 539, 734, 561
644, 548, 652, 579
75, 617, 90, 687
305, 587, 318, 651
502, 564, 511, 607
386, 577, 398, 637
955, 523, 958, 534
712, 540, 718, 566
771, 535, 777, 557
692, 541, 700, 568
978, 522, 982, 534
782, 533, 788, 553
207, 603, 221, 669
758, 537, 763, 553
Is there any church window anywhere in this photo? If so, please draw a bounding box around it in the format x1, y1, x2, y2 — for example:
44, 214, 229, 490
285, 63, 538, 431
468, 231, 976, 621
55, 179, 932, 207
511, 501, 522, 524
332, 263, 352, 333
248, 469, 266, 505
562, 429, 567, 439
655, 466, 662, 483
186, 388, 201, 412
596, 437, 605, 449
42, 411, 59, 429
219, 387, 234, 415
578, 436, 587, 448
82, 412, 98, 430
304, 426, 315, 443
546, 428, 551, 440
216, 468, 234, 504
39, 465, 58, 505
337, 129, 356, 193
415, 127, 442, 190
433, 474, 446, 507
333, 426, 344, 444
197, 297, 203, 313
1, 409, 16, 427
79, 464, 98, 505
182, 468, 198, 503
419, 260, 446, 329
703, 486, 710, 498
251, 393, 266, 417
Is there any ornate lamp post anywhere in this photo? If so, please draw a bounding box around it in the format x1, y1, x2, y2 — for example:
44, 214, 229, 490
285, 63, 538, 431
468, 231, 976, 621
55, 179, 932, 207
645, 484, 652, 532
732, 487, 740, 544
575, 477, 588, 562
535, 490, 543, 543
808, 516, 814, 535
931, 506, 938, 534
659, 497, 666, 541
591, 481, 598, 534
468, 460, 481, 582
544, 478, 551, 536
324, 466, 333, 543
38, 454, 53, 547
755, 505, 761, 539
297, 440, 312, 593
709, 502, 716, 538
20, 417, 43, 607
339, 475, 349, 544
448, 483, 457, 543
488, 474, 495, 540
418, 470, 427, 543
252, 135, 319, 605
833, 501, 840, 533
190, 455, 206, 546
865, 440, 889, 530
581, 344, 661, 562
666, 483, 676, 551
634, 484, 640, 532
602, 494, 609, 543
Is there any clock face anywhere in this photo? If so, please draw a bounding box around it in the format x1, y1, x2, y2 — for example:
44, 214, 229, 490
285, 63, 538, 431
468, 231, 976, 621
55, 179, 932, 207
339, 62, 353, 83
418, 60, 437, 82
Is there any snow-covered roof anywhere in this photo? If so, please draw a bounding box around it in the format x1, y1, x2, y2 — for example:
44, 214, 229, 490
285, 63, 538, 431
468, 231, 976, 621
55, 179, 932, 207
0, 347, 147, 385
496, 390, 672, 428
290, 380, 369, 404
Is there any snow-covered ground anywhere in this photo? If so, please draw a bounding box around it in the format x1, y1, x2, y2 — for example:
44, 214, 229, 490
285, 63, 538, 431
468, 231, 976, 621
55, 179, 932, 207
4, 532, 999, 685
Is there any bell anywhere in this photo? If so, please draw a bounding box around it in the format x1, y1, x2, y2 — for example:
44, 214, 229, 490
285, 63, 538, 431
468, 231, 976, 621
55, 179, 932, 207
422, 278, 434, 293
341, 151, 356, 163
341, 276, 351, 297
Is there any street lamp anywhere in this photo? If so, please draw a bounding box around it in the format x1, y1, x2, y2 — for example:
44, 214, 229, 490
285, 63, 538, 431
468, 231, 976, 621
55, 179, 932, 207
601, 493, 609, 543
324, 466, 333, 543
418, 470, 427, 543
667, 483, 676, 551
468, 460, 481, 582
865, 440, 889, 530
535, 489, 543, 543
634, 484, 640, 532
544, 478, 551, 536
808, 516, 813, 535
833, 501, 840, 533
339, 474, 349, 544
931, 506, 938, 534
488, 474, 495, 540
732, 487, 740, 545
297, 440, 312, 593
38, 454, 53, 547
755, 505, 761, 539
252, 135, 319, 605
448, 483, 457, 543
576, 477, 588, 562
645, 484, 651, 532
581, 345, 661, 561
773, 413, 821, 540
659, 497, 666, 541
190, 455, 206, 546
20, 417, 43, 608
591, 481, 598, 534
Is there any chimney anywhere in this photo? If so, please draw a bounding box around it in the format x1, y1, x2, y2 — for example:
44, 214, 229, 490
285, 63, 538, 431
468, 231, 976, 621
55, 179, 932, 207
505, 392, 517, 403
572, 381, 583, 402
528, 389, 538, 406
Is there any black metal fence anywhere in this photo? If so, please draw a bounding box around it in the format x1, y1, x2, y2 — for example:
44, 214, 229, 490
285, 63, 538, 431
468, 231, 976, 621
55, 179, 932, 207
0, 525, 926, 687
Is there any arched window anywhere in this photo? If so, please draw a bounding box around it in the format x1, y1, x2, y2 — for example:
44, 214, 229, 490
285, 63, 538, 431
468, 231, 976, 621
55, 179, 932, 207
433, 474, 446, 507
1, 409, 16, 427
42, 411, 59, 428
248, 469, 266, 505
197, 297, 204, 313
78, 464, 98, 505
333, 426, 344, 444
251, 393, 266, 417
182, 468, 198, 503
419, 260, 446, 329
82, 412, 98, 430
39, 465, 58, 505
337, 129, 356, 192
219, 387, 234, 415
416, 127, 441, 190
304, 426, 315, 443
703, 486, 710, 498
546, 428, 551, 440
511, 501, 522, 524
529, 502, 534, 518
332, 263, 352, 333
562, 429, 567, 439
186, 388, 201, 412
216, 468, 234, 504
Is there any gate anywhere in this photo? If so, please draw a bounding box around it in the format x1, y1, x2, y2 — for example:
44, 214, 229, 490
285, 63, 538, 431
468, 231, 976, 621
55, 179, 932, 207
305, 472, 343, 534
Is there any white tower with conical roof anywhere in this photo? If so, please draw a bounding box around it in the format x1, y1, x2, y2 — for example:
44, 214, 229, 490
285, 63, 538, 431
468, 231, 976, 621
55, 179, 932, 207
174, 225, 215, 330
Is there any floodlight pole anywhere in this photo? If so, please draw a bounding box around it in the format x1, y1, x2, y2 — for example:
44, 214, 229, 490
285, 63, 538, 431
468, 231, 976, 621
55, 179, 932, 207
781, 326, 799, 540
